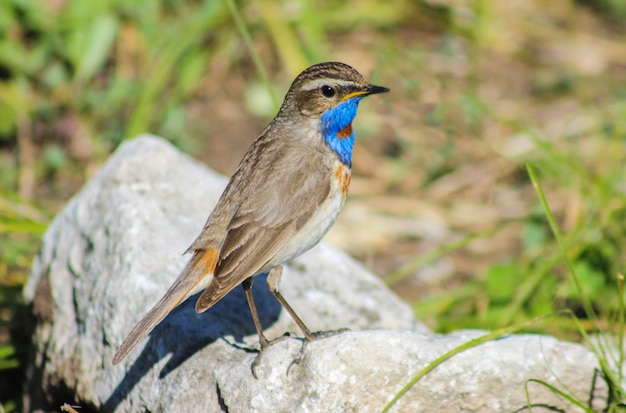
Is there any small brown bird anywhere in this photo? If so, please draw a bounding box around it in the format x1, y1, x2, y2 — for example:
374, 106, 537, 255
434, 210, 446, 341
112, 62, 389, 366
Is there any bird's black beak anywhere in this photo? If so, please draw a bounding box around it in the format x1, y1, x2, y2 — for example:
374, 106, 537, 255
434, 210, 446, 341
366, 84, 390, 95
342, 84, 390, 101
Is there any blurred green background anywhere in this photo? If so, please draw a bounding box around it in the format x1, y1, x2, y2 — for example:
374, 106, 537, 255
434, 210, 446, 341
2, 0, 626, 410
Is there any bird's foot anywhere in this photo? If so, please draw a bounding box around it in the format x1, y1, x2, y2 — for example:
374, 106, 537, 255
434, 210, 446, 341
250, 332, 291, 378
287, 328, 350, 373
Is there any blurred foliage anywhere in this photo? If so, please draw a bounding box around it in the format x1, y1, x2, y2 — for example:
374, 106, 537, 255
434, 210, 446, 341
0, 191, 49, 410
0, 0, 234, 166
411, 96, 626, 336
1, 0, 626, 409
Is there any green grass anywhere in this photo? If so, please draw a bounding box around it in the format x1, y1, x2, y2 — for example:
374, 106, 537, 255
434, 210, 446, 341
0, 191, 49, 411
399, 97, 626, 337
383, 166, 625, 411
525, 163, 625, 410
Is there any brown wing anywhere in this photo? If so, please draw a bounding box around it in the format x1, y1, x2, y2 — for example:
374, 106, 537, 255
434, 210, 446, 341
193, 137, 333, 312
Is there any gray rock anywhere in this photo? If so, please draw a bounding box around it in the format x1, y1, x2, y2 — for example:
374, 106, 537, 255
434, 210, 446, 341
23, 136, 606, 412
217, 330, 605, 413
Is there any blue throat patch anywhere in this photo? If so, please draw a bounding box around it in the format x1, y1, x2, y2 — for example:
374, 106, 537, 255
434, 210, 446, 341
320, 97, 363, 167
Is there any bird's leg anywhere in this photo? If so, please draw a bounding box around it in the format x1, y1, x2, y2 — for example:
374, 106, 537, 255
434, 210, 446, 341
242, 276, 290, 377
242, 277, 270, 349
266, 266, 349, 366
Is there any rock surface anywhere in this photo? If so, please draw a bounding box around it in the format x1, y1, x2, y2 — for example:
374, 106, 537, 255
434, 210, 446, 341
23, 136, 606, 412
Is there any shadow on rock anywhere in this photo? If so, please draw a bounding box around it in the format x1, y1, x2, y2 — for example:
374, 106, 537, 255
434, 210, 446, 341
104, 273, 281, 412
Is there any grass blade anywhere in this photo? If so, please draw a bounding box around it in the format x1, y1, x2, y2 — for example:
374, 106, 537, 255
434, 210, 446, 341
523, 378, 594, 413
526, 163, 598, 326
224, 0, 278, 110
382, 315, 550, 413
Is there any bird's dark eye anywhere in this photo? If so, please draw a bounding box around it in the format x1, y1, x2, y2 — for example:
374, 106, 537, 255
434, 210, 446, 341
320, 85, 336, 98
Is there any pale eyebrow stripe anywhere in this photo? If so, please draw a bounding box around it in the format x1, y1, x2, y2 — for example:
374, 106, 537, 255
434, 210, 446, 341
301, 78, 356, 91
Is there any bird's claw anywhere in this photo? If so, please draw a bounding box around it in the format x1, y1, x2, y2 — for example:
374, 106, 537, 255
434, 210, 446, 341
250, 332, 291, 378
252, 328, 350, 378
286, 328, 350, 375
308, 328, 350, 340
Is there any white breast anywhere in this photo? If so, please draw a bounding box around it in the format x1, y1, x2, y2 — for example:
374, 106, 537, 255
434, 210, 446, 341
263, 160, 350, 270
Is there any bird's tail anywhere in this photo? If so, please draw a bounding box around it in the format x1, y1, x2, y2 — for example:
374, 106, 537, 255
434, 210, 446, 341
112, 248, 219, 364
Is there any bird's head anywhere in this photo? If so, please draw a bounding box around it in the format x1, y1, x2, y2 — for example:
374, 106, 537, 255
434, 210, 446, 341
277, 62, 389, 167
283, 61, 389, 118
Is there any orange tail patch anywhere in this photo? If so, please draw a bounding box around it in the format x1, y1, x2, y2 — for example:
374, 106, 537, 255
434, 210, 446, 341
196, 248, 219, 276
177, 247, 219, 306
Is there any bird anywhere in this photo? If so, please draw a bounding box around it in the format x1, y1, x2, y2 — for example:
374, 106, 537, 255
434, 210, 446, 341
112, 61, 389, 368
